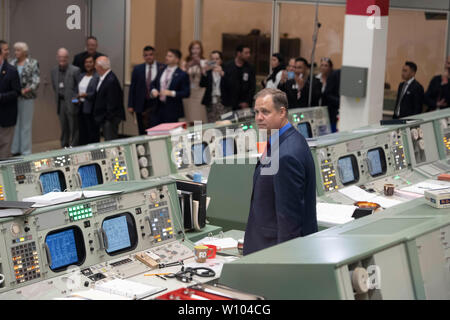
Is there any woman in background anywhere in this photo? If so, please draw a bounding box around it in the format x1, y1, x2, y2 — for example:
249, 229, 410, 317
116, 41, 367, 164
76, 55, 100, 145
181, 40, 208, 124
10, 42, 40, 156
262, 53, 285, 89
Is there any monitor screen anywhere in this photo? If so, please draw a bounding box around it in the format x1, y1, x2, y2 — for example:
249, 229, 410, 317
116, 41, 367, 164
78, 164, 103, 188
220, 137, 236, 157
367, 148, 386, 177
45, 227, 85, 271
39, 171, 66, 194
297, 122, 312, 138
102, 213, 137, 255
338, 155, 359, 185
191, 143, 209, 166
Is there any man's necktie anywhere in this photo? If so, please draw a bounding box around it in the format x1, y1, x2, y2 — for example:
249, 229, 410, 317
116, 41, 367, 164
145, 65, 152, 99
160, 69, 172, 102
395, 82, 408, 117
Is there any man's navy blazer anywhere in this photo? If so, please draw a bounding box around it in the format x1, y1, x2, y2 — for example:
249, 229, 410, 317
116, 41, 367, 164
151, 66, 190, 121
0, 62, 21, 127
93, 71, 125, 125
243, 125, 318, 256
128, 62, 164, 113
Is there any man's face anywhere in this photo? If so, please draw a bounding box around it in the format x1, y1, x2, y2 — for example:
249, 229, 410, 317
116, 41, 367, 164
445, 56, 450, 71
287, 59, 295, 72
295, 61, 307, 77
254, 95, 286, 134
401, 65, 414, 81
238, 48, 251, 62
210, 52, 222, 66
320, 61, 331, 75
1, 43, 9, 60
57, 50, 69, 68
143, 50, 155, 65
165, 51, 178, 66
86, 39, 98, 55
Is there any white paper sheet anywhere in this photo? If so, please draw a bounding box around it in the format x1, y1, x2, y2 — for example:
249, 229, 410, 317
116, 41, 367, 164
195, 237, 238, 250
23, 190, 121, 207
401, 180, 450, 195
94, 279, 165, 299
338, 185, 377, 202
0, 208, 26, 218
371, 196, 403, 208
316, 202, 356, 225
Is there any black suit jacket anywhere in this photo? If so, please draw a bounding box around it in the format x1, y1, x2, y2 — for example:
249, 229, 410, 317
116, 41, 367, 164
222, 60, 256, 110
424, 75, 450, 112
199, 70, 226, 106
394, 79, 424, 119
278, 77, 322, 108
128, 62, 165, 113
73, 51, 105, 73
151, 66, 190, 121
93, 71, 125, 125
322, 69, 340, 125
243, 125, 318, 256
0, 62, 21, 127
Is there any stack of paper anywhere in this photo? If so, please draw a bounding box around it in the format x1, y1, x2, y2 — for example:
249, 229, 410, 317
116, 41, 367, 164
338, 185, 403, 208
94, 279, 165, 299
23, 190, 122, 208
146, 122, 187, 136
401, 180, 450, 195
0, 201, 35, 218
316, 202, 356, 225
195, 237, 238, 250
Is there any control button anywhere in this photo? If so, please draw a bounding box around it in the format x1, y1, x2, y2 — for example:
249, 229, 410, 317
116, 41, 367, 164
140, 226, 145, 230
89, 240, 93, 244
90, 247, 94, 252
142, 233, 146, 237
24, 227, 30, 233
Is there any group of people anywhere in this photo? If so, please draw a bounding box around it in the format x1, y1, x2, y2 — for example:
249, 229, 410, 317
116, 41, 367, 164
393, 58, 450, 119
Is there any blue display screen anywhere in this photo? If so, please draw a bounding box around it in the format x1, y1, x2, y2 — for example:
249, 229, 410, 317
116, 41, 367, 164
40, 172, 64, 194
78, 165, 101, 188
367, 149, 383, 176
220, 138, 235, 157
338, 156, 356, 184
103, 215, 131, 254
192, 143, 207, 165
298, 122, 312, 138
46, 229, 79, 270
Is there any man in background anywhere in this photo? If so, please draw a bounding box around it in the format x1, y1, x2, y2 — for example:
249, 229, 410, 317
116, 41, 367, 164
424, 56, 450, 112
73, 36, 105, 73
128, 46, 164, 134
0, 40, 21, 158
393, 61, 424, 119
93, 56, 125, 141
222, 45, 256, 110
51, 48, 81, 147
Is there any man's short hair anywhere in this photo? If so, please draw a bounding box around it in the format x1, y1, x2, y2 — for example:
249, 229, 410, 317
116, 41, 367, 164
254, 88, 289, 116
143, 46, 155, 52
211, 50, 223, 60
87, 36, 97, 42
295, 57, 310, 68
96, 56, 111, 70
236, 44, 250, 54
0, 40, 7, 52
405, 61, 418, 73
168, 49, 182, 60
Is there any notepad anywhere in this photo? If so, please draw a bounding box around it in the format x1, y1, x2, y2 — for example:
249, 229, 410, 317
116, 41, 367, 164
401, 180, 450, 195
338, 185, 377, 202
316, 202, 356, 225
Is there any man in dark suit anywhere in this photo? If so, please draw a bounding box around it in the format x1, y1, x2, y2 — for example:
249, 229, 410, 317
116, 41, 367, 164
73, 36, 105, 73
93, 56, 125, 141
393, 61, 424, 119
150, 49, 190, 126
278, 57, 321, 109
322, 69, 341, 132
222, 45, 256, 111
128, 46, 164, 134
243, 88, 318, 256
0, 43, 21, 159
424, 56, 450, 112
51, 48, 81, 147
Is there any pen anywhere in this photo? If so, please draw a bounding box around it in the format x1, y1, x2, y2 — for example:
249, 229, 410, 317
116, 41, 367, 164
144, 272, 172, 276
156, 274, 167, 281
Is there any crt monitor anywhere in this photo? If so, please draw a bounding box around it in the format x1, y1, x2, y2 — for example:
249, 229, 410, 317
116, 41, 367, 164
45, 226, 86, 272
220, 137, 237, 157
367, 148, 387, 177
192, 142, 210, 166
39, 171, 67, 194
338, 155, 359, 185
78, 164, 103, 188
102, 213, 138, 255
297, 122, 313, 139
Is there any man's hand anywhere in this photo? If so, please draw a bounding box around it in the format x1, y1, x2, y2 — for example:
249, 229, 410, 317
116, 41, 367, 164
213, 65, 224, 77
151, 89, 159, 98
21, 88, 31, 95
280, 70, 288, 84
296, 75, 305, 89
437, 98, 448, 108
127, 107, 134, 114
239, 102, 249, 109
442, 70, 449, 85
161, 90, 174, 97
